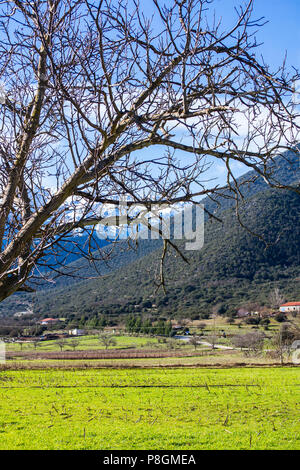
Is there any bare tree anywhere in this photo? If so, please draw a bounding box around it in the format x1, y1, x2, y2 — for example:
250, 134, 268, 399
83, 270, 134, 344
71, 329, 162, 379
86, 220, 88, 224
206, 334, 218, 350
167, 337, 179, 350
189, 335, 201, 350
272, 323, 300, 365
55, 339, 67, 352
70, 339, 80, 351
231, 334, 247, 352
232, 331, 265, 356
32, 338, 41, 350
0, 0, 299, 301
269, 288, 285, 310
98, 334, 117, 350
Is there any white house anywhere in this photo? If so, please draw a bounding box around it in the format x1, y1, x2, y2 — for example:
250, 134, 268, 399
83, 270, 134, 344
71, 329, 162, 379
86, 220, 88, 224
69, 329, 85, 336
280, 302, 300, 313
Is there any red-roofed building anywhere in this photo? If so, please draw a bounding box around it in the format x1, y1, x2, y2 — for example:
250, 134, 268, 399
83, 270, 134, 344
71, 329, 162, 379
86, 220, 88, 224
40, 318, 59, 325
280, 302, 300, 313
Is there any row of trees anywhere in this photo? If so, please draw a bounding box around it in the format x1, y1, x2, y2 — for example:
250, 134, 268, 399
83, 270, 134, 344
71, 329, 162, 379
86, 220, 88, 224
125, 315, 173, 336
231, 323, 300, 361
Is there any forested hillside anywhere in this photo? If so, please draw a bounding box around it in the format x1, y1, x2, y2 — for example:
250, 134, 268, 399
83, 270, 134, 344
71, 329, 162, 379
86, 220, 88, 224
30, 187, 300, 323
29, 146, 300, 291
1, 147, 299, 322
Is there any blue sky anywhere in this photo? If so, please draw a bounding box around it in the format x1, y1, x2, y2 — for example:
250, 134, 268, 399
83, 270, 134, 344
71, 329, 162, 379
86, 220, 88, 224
120, 0, 300, 194
141, 0, 300, 69
59, 1, 300, 196
212, 0, 300, 180
139, 0, 300, 190
235, 0, 300, 68
5, 1, 298, 196
185, 0, 300, 186
214, 0, 300, 177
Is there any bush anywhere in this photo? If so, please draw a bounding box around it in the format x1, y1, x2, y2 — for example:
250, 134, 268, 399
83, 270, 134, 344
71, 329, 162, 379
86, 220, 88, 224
231, 331, 265, 356
245, 317, 260, 325
274, 312, 288, 323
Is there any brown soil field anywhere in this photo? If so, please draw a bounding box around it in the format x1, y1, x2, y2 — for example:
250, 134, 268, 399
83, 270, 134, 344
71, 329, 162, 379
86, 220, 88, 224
5, 348, 213, 361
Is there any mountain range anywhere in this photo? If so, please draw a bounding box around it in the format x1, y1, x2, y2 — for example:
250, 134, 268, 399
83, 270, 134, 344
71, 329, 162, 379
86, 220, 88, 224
0, 147, 299, 322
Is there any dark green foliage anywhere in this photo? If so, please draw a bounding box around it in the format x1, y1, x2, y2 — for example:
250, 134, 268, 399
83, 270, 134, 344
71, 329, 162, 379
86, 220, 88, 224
125, 314, 172, 336
274, 312, 288, 323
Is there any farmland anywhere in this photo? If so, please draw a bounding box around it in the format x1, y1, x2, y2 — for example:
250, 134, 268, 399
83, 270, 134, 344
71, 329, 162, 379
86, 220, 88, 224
1, 323, 299, 450
6, 334, 160, 353
0, 367, 299, 450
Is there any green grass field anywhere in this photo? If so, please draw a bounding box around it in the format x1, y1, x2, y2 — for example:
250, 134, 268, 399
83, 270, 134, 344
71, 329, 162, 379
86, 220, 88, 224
6, 334, 160, 352
0, 367, 299, 450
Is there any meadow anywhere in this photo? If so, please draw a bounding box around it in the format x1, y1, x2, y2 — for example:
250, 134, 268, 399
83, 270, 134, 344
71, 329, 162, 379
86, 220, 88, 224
6, 334, 160, 353
0, 367, 299, 450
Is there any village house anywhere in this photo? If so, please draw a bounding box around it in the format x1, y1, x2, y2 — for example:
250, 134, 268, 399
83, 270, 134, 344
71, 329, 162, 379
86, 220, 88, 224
68, 328, 86, 336
280, 302, 300, 313
39, 318, 59, 326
